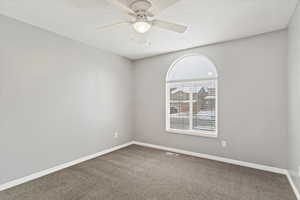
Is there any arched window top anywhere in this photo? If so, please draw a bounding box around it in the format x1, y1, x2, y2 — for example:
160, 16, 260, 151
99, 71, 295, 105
166, 55, 217, 82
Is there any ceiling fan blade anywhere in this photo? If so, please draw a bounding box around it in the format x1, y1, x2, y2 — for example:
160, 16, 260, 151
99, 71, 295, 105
148, 0, 180, 15
105, 0, 135, 14
97, 21, 131, 30
152, 20, 187, 33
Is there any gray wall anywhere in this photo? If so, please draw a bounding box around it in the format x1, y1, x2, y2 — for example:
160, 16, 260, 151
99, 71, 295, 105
288, 2, 300, 193
0, 15, 133, 185
133, 30, 288, 169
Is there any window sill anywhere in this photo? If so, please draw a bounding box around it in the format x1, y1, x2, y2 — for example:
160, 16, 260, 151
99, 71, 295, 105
166, 128, 218, 138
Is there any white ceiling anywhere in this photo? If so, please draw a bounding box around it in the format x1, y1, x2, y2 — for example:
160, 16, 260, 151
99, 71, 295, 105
0, 0, 298, 60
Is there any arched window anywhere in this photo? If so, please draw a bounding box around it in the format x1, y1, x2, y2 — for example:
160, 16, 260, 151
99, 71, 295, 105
166, 54, 218, 137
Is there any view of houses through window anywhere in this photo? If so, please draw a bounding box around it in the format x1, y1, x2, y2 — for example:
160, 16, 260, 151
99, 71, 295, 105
168, 80, 216, 132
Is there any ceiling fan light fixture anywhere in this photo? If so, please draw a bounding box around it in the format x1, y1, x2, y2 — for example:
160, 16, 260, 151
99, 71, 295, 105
133, 21, 152, 33
101, 0, 187, 34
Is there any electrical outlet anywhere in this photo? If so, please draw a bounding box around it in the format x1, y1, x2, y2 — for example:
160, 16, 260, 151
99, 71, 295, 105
221, 141, 227, 148
114, 132, 119, 138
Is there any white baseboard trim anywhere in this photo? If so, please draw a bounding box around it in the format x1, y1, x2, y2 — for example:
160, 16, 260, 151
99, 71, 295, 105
287, 171, 300, 200
132, 141, 286, 174
0, 141, 134, 192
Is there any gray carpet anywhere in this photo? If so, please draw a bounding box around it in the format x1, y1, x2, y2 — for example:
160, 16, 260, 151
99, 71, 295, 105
0, 145, 296, 200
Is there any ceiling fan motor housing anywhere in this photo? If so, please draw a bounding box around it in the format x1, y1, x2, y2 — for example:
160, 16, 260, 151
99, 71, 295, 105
130, 0, 152, 12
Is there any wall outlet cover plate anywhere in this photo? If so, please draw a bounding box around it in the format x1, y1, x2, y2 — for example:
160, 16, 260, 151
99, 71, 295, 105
221, 141, 227, 147
114, 132, 119, 138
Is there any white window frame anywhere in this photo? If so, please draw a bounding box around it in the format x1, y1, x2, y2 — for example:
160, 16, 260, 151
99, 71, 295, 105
165, 56, 218, 138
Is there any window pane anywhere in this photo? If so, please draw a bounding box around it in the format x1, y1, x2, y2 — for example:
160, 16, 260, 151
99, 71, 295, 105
192, 80, 216, 131
169, 85, 190, 130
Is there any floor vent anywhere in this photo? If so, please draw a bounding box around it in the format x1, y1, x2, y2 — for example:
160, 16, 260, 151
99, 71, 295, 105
165, 152, 180, 157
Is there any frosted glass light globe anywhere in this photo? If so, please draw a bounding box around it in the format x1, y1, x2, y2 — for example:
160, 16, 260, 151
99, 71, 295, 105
133, 21, 151, 33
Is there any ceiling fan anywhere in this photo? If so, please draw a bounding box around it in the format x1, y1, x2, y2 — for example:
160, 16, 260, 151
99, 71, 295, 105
99, 0, 187, 34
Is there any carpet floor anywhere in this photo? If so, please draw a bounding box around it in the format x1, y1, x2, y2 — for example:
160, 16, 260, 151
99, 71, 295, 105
0, 145, 296, 200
